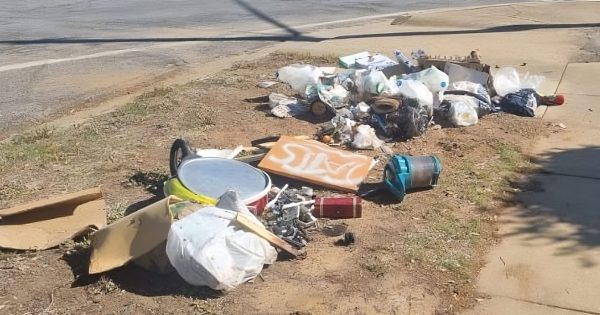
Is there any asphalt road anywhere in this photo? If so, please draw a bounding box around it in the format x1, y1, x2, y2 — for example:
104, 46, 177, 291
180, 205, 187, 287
0, 0, 527, 134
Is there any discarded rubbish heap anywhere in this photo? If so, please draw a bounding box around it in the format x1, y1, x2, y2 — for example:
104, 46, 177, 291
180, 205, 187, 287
267, 49, 565, 145
0, 49, 566, 295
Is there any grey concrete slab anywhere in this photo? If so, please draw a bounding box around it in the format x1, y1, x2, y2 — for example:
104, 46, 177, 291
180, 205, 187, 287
476, 174, 600, 313
556, 63, 600, 96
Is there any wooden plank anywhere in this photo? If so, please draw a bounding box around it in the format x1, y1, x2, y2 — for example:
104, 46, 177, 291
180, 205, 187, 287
235, 213, 304, 258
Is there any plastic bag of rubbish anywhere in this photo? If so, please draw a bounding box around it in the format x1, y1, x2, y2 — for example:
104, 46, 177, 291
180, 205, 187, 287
498, 88, 537, 117
374, 98, 430, 138
444, 81, 494, 117
352, 124, 383, 149
448, 101, 479, 127
277, 64, 324, 94
351, 102, 371, 119
395, 79, 433, 116
364, 70, 399, 96
493, 67, 544, 96
317, 84, 350, 109
402, 66, 449, 93
166, 191, 277, 291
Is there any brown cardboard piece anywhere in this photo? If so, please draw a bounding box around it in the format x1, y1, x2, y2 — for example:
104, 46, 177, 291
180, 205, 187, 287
88, 196, 181, 274
258, 136, 374, 192
0, 187, 106, 250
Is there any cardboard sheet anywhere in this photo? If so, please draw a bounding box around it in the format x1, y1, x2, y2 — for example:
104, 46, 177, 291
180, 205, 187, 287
258, 136, 373, 192
0, 188, 106, 250
88, 196, 181, 274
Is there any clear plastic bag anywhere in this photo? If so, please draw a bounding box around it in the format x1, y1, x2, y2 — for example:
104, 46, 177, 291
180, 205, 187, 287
277, 64, 324, 94
448, 101, 478, 127
166, 191, 277, 291
493, 67, 544, 96
352, 124, 383, 149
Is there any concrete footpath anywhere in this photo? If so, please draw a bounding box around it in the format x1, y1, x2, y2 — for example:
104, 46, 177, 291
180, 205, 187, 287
273, 1, 600, 313
465, 63, 600, 315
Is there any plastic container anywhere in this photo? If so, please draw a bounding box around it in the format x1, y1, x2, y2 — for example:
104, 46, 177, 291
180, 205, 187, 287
384, 155, 442, 201
402, 66, 449, 93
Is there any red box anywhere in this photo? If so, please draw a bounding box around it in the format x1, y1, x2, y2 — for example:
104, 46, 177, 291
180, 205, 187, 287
312, 197, 362, 219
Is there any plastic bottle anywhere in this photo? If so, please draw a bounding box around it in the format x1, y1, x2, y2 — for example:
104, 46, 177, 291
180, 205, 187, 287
402, 66, 449, 93
393, 50, 419, 73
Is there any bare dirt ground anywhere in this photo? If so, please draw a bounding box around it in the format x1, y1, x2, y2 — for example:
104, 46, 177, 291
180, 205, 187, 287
0, 52, 551, 314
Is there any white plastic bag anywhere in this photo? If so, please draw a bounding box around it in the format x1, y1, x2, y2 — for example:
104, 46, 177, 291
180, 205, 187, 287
352, 124, 383, 149
166, 191, 277, 291
448, 101, 479, 127
402, 66, 449, 93
493, 67, 544, 96
277, 64, 324, 94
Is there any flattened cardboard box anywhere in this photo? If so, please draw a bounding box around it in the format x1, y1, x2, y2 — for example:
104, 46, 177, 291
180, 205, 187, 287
258, 136, 373, 192
0, 188, 106, 250
89, 196, 181, 274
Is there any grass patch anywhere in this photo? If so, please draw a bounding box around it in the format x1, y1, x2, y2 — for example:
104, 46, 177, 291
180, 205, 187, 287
404, 209, 481, 280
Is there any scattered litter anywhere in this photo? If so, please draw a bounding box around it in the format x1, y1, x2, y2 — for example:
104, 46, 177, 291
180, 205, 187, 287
322, 223, 348, 237
277, 64, 324, 94
89, 196, 182, 274
257, 81, 279, 88
339, 51, 371, 68
448, 99, 479, 127
313, 196, 362, 219
271, 102, 310, 118
493, 67, 544, 97
166, 191, 278, 290
196, 145, 244, 159
557, 123, 567, 129
497, 88, 538, 117
0, 188, 106, 250
355, 54, 398, 71
167, 139, 271, 213
384, 155, 442, 201
269, 92, 297, 109
401, 66, 449, 93
334, 232, 356, 246
352, 124, 384, 149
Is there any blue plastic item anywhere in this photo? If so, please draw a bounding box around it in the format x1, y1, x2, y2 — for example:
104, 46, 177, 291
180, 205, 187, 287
384, 155, 442, 200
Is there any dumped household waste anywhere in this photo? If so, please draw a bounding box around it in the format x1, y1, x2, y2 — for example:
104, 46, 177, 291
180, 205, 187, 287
166, 191, 277, 291
0, 188, 106, 250
89, 196, 183, 274
268, 49, 563, 144
166, 139, 272, 213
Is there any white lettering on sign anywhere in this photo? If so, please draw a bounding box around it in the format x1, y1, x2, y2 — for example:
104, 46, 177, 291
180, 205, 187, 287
267, 142, 370, 188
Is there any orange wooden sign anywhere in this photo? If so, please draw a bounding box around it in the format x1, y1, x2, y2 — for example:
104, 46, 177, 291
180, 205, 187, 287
258, 136, 373, 192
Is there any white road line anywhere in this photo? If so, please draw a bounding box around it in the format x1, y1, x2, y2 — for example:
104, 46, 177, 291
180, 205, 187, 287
0, 47, 142, 72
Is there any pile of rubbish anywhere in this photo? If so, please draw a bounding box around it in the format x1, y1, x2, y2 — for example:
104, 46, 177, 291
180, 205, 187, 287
0, 49, 565, 293
266, 49, 564, 146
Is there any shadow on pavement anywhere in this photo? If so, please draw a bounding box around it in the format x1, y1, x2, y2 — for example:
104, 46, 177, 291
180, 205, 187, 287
2, 23, 599, 45
503, 145, 600, 267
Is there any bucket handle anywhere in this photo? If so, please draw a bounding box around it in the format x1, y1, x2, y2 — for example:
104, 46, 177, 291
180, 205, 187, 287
169, 138, 195, 176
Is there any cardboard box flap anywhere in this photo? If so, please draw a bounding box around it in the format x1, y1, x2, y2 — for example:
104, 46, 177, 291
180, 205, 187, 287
0, 188, 102, 218
0, 188, 106, 250
88, 196, 181, 274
